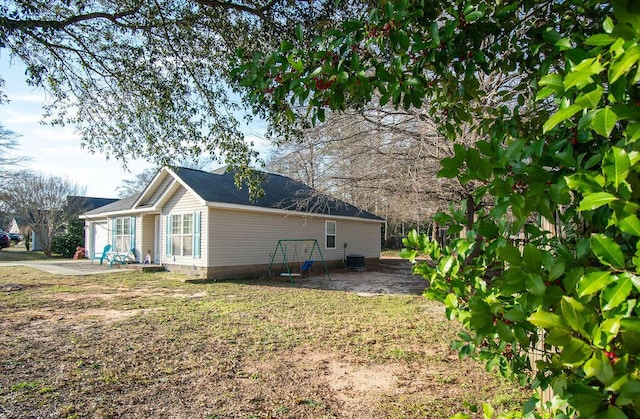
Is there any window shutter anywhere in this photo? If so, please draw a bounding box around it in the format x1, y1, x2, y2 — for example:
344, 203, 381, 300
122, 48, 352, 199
111, 219, 116, 250
166, 215, 173, 256
193, 211, 201, 259
130, 216, 136, 252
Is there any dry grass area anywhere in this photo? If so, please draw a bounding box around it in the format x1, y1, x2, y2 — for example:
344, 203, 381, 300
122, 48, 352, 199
0, 266, 525, 418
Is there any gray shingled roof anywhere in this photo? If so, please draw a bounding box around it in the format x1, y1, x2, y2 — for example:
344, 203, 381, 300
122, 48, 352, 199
68, 196, 119, 212
82, 194, 139, 216
83, 167, 383, 221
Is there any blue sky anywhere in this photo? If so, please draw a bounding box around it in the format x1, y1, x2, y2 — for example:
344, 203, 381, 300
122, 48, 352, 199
0, 53, 269, 198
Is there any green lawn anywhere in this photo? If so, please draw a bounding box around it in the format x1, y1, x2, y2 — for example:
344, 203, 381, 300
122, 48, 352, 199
0, 264, 526, 418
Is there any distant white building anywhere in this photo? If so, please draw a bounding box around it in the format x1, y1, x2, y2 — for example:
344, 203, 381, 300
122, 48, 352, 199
7, 218, 20, 234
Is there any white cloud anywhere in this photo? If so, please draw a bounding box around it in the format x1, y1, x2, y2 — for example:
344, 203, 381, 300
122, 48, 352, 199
9, 93, 46, 103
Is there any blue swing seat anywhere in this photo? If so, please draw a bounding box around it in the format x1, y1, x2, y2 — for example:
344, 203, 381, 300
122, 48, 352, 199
301, 260, 314, 273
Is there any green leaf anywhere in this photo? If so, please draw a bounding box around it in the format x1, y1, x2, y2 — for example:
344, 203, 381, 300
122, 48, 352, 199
528, 310, 568, 330
438, 255, 456, 275
559, 337, 593, 367
535, 86, 555, 101
568, 384, 604, 417
399, 247, 418, 262
619, 214, 640, 236
584, 355, 613, 384
565, 267, 584, 292
625, 123, 640, 143
295, 24, 304, 43
526, 273, 546, 296
585, 34, 616, 46
549, 262, 566, 281
603, 16, 614, 33
288, 55, 304, 72
539, 73, 564, 89
549, 183, 572, 204
476, 219, 499, 238
503, 306, 526, 322
601, 274, 633, 311
592, 107, 618, 138
578, 271, 613, 297
575, 86, 604, 109
578, 192, 617, 211
577, 238, 591, 259
607, 405, 628, 419
609, 45, 640, 83
590, 233, 625, 268
429, 22, 440, 45
433, 212, 452, 225
482, 402, 495, 419
543, 104, 582, 133
618, 380, 640, 407
499, 243, 521, 266
561, 297, 592, 338
341, 19, 362, 33
566, 172, 605, 194
603, 147, 630, 189
564, 57, 604, 89
465, 10, 483, 22
496, 321, 514, 342
598, 318, 621, 344
523, 244, 542, 272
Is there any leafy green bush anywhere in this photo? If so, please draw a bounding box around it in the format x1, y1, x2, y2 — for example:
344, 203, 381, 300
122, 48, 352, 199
52, 232, 83, 258
235, 0, 640, 416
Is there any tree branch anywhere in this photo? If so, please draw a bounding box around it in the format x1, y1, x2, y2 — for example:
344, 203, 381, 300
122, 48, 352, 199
1, 7, 143, 32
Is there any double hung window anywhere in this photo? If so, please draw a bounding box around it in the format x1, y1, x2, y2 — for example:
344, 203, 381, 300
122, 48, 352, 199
325, 220, 336, 249
113, 217, 135, 253
166, 212, 201, 258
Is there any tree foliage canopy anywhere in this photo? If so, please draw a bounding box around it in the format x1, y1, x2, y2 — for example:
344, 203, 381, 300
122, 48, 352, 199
235, 0, 640, 416
0, 0, 371, 195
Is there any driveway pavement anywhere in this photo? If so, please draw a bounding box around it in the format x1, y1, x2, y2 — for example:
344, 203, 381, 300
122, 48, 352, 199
0, 259, 125, 275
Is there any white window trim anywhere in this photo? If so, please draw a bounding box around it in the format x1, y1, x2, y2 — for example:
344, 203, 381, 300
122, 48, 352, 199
325, 220, 336, 249
113, 216, 135, 254
166, 212, 201, 259
168, 213, 194, 257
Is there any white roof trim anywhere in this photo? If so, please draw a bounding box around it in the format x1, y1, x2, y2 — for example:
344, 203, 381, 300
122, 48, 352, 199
164, 167, 207, 206
132, 168, 163, 208
132, 167, 206, 210
206, 201, 385, 223
80, 207, 159, 219
81, 201, 384, 223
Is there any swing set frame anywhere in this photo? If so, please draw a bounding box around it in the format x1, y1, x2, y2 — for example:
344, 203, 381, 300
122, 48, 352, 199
266, 239, 331, 282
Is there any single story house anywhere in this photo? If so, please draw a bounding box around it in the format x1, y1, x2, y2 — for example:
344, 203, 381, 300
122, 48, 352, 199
81, 166, 384, 279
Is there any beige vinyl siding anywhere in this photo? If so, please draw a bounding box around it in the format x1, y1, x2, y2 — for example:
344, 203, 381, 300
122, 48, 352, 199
140, 214, 155, 262
141, 175, 174, 206
162, 186, 208, 266
208, 207, 380, 267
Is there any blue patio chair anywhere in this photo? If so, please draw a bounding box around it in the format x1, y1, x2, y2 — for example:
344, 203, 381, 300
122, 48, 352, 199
91, 244, 112, 265
109, 248, 135, 268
